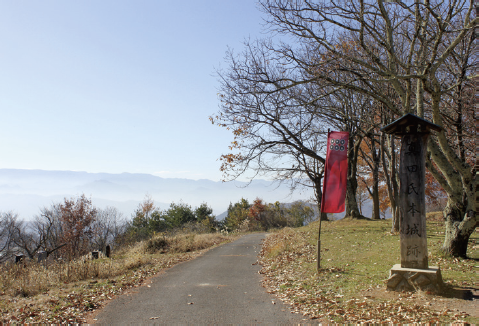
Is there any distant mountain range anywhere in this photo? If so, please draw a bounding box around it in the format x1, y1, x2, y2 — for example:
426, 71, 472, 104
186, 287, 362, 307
0, 169, 315, 220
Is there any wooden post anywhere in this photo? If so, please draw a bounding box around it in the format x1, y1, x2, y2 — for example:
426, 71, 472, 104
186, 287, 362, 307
317, 218, 322, 270
317, 129, 330, 272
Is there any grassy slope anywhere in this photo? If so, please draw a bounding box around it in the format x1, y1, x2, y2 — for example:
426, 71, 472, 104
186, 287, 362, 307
259, 213, 477, 324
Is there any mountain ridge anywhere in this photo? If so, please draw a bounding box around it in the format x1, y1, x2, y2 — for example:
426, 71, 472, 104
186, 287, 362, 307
0, 169, 314, 220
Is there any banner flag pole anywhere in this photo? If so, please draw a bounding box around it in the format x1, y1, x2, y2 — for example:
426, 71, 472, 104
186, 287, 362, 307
318, 130, 349, 271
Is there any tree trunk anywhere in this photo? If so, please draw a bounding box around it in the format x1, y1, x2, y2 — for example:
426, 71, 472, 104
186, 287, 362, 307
345, 135, 362, 218
392, 207, 399, 233
346, 176, 361, 218
426, 133, 477, 257
371, 147, 380, 220
382, 133, 400, 231
442, 197, 477, 257
372, 180, 380, 219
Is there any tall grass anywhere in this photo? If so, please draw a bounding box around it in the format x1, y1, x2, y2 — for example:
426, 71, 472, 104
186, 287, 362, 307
0, 232, 230, 298
1, 255, 129, 297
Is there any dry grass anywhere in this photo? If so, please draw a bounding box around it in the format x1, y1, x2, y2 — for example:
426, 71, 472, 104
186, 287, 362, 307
0, 232, 236, 323
259, 215, 478, 324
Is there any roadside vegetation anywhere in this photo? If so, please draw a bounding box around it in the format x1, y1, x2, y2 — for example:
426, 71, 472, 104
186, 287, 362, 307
0, 194, 240, 323
0, 230, 236, 323
223, 198, 314, 232
0, 193, 312, 323
259, 212, 478, 324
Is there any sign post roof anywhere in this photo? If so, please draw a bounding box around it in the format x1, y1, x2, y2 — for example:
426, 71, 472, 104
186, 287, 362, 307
380, 113, 442, 135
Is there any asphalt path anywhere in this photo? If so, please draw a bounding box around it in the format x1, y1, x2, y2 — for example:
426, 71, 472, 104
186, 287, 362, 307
93, 233, 306, 324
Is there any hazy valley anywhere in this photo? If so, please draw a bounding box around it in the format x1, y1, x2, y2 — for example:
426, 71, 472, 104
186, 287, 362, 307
0, 169, 316, 220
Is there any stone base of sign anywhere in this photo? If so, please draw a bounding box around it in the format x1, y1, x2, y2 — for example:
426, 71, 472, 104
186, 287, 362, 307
386, 264, 443, 293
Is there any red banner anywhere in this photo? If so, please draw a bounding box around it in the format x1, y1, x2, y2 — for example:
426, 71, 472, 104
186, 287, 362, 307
321, 131, 349, 213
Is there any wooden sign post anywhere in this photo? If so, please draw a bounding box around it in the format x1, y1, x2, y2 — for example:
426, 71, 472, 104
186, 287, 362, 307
381, 114, 444, 293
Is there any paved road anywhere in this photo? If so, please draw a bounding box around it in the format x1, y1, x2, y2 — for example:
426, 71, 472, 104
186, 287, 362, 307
93, 233, 305, 324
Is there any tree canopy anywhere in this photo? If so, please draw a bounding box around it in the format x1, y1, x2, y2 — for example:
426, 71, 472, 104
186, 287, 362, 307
213, 0, 476, 257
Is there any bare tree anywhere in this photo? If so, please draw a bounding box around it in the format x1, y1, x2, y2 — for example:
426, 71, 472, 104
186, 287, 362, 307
213, 41, 330, 212
213, 39, 378, 220
34, 204, 65, 258
91, 206, 126, 251
9, 205, 66, 260
0, 211, 18, 262
253, 0, 476, 257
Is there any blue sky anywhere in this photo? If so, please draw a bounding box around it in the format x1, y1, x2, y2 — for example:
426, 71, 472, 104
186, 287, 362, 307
0, 1, 265, 181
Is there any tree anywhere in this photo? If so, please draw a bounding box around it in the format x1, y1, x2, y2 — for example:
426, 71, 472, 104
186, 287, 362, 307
285, 201, 315, 227
356, 181, 369, 216
91, 206, 126, 251
213, 42, 378, 220
378, 184, 391, 219
126, 197, 219, 238
241, 0, 476, 257
128, 196, 158, 241
212, 40, 331, 217
148, 210, 168, 233
359, 134, 382, 220
9, 204, 67, 260
224, 198, 251, 231
35, 204, 66, 258
224, 198, 312, 231
381, 131, 400, 232
194, 203, 217, 232
59, 194, 97, 259
318, 88, 373, 219
265, 201, 287, 228
194, 203, 214, 223
0, 211, 18, 262
139, 194, 155, 223
163, 202, 196, 229
10, 219, 42, 260
248, 198, 268, 230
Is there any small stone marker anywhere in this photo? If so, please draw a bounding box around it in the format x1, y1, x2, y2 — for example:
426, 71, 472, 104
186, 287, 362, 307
105, 245, 111, 258
15, 254, 25, 264
37, 251, 47, 262
381, 114, 444, 293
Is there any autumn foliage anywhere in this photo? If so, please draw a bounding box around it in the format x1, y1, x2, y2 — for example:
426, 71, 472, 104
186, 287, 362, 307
59, 194, 97, 259
225, 198, 314, 232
